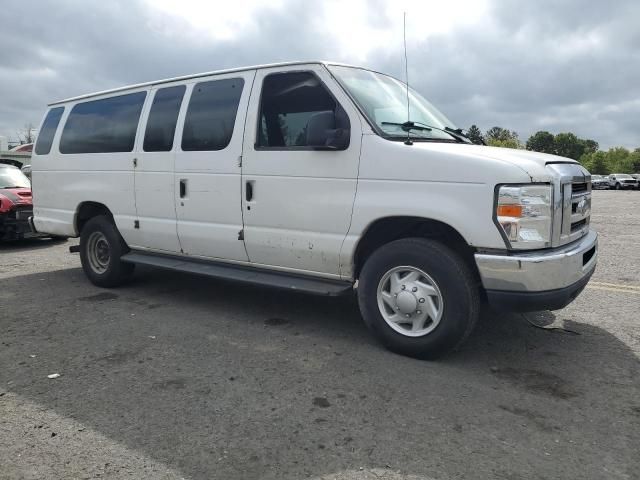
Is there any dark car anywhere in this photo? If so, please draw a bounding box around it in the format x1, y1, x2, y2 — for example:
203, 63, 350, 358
0, 165, 36, 240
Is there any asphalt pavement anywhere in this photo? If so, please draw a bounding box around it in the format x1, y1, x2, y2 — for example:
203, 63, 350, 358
1, 190, 638, 480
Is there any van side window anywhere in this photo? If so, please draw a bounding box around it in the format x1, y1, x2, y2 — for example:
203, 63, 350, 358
257, 71, 350, 149
143, 85, 186, 152
35, 107, 64, 155
182, 78, 244, 151
60, 92, 147, 154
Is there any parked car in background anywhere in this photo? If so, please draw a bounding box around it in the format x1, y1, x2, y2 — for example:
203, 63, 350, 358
591, 175, 609, 189
21, 164, 32, 179
10, 143, 34, 153
631, 174, 640, 190
0, 164, 35, 240
608, 174, 636, 190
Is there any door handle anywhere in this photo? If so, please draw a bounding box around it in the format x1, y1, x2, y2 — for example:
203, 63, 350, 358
245, 181, 253, 202
179, 179, 187, 198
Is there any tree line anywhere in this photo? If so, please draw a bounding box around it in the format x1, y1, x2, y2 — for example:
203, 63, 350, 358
465, 125, 640, 174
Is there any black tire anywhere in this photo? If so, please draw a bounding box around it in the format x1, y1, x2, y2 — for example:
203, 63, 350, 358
79, 215, 134, 288
615, 183, 621, 190
357, 238, 480, 360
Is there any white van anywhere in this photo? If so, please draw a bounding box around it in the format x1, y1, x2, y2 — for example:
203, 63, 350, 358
31, 61, 597, 359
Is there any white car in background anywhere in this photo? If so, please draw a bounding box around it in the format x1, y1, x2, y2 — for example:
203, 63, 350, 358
591, 175, 609, 189
608, 174, 636, 190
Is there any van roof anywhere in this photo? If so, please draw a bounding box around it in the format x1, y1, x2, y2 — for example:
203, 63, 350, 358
48, 60, 366, 106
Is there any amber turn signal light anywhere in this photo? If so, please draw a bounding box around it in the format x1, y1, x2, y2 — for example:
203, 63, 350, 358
497, 204, 523, 217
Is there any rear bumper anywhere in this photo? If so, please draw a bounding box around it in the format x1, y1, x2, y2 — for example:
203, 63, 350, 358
475, 230, 598, 312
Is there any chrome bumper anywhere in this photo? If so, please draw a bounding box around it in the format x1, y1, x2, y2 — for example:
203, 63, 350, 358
475, 230, 598, 293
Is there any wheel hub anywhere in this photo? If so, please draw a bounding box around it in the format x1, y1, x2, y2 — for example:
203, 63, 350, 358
376, 266, 444, 337
396, 290, 418, 314
87, 231, 111, 274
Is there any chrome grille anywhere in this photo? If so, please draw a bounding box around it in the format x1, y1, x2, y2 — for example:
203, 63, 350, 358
546, 163, 591, 247
561, 179, 591, 244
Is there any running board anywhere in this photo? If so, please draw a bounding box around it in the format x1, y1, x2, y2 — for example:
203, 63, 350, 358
121, 252, 353, 296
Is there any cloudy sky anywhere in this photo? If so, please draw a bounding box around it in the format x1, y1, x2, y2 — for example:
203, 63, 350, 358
1, 0, 638, 149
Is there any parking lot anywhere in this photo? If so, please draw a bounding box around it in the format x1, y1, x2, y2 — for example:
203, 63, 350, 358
0, 190, 638, 480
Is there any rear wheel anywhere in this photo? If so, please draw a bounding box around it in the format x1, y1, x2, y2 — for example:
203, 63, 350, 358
79, 215, 134, 287
357, 238, 479, 360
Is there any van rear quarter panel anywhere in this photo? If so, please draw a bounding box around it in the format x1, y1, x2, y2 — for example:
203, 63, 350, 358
32, 88, 149, 238
340, 135, 532, 278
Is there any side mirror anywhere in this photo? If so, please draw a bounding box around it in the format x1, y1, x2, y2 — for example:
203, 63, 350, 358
305, 111, 350, 151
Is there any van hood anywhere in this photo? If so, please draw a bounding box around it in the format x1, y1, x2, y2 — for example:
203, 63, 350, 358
412, 142, 582, 182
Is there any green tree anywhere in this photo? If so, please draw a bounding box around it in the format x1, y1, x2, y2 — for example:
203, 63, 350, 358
485, 126, 518, 143
630, 148, 640, 172
526, 131, 555, 154
553, 132, 585, 160
466, 124, 484, 145
580, 151, 609, 174
606, 147, 633, 173
487, 137, 522, 149
581, 139, 599, 155
485, 127, 521, 149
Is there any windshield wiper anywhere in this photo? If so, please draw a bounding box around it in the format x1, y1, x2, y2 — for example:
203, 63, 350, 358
381, 121, 471, 144
381, 121, 431, 132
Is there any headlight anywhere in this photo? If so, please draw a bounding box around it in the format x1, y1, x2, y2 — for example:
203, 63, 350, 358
495, 184, 552, 249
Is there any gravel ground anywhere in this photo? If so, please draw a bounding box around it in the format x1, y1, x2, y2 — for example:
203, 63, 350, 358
0, 190, 638, 480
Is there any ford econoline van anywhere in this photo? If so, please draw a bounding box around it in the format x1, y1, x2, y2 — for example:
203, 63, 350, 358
31, 61, 597, 358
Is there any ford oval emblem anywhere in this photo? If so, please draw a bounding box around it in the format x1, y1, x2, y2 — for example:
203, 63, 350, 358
576, 198, 588, 215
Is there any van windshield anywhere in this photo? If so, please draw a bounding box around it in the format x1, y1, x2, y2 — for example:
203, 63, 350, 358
328, 65, 461, 142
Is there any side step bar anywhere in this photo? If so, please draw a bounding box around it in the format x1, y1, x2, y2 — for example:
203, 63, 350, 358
121, 251, 353, 296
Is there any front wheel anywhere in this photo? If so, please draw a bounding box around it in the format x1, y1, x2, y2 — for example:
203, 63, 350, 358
357, 238, 480, 360
79, 215, 134, 288
615, 183, 621, 190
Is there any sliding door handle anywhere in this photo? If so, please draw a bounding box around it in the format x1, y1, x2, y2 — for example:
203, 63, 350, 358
245, 181, 254, 202
179, 179, 187, 198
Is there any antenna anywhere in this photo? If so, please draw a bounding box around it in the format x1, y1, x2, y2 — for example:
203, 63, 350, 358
403, 12, 412, 146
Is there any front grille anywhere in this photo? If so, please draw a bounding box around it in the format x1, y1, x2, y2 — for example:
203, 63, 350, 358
571, 218, 587, 232
546, 163, 592, 247
562, 179, 591, 243
572, 182, 588, 193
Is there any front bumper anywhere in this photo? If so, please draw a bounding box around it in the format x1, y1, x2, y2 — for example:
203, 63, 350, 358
475, 230, 598, 312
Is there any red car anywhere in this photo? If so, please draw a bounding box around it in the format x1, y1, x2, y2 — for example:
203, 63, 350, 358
0, 164, 36, 240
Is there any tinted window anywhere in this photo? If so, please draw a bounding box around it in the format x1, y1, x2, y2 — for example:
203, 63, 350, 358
35, 107, 64, 155
60, 92, 147, 154
257, 71, 349, 148
182, 78, 244, 151
143, 85, 186, 152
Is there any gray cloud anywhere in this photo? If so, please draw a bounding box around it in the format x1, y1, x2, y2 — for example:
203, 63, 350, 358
0, 0, 637, 149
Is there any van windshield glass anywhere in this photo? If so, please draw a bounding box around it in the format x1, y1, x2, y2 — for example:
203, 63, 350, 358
328, 65, 458, 142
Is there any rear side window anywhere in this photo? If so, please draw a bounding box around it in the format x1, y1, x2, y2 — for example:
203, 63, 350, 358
182, 78, 244, 151
35, 107, 64, 155
60, 92, 147, 154
143, 85, 186, 152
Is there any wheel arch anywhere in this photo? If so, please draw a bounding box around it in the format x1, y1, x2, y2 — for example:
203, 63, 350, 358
74, 201, 114, 235
351, 216, 478, 280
